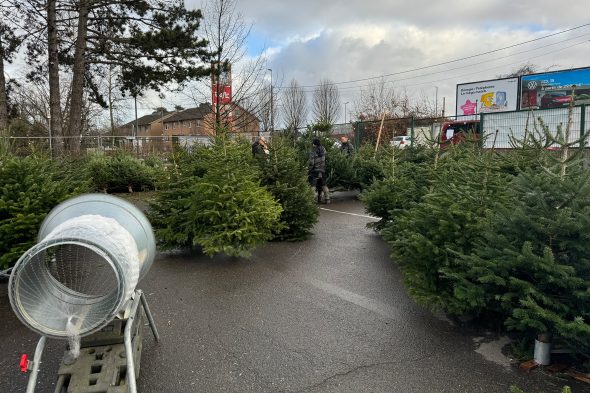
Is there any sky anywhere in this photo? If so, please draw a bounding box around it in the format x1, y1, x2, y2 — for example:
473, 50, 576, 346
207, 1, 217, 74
6, 1, 590, 126
181, 0, 590, 124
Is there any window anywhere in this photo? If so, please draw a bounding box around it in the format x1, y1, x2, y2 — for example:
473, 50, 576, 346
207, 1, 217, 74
165, 123, 169, 130
188, 121, 191, 128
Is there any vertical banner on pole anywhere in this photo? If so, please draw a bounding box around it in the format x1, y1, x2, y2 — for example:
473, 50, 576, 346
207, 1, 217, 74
212, 62, 233, 129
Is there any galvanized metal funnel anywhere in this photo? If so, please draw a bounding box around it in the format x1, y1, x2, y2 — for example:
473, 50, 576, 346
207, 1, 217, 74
9, 194, 155, 339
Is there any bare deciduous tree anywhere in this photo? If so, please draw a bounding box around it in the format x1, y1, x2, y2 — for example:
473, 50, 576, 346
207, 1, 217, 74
499, 62, 538, 78
13, 75, 101, 137
282, 79, 307, 131
187, 0, 268, 134
255, 82, 278, 133
312, 79, 340, 125
354, 78, 432, 120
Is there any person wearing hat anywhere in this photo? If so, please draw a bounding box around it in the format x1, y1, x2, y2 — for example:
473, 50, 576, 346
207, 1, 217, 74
308, 138, 330, 204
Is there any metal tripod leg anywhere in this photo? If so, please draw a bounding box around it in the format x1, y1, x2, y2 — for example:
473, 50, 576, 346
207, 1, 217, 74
139, 290, 160, 342
26, 335, 47, 393
124, 293, 141, 393
124, 290, 159, 393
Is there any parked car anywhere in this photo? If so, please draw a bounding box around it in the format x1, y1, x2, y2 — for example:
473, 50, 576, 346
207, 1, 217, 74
391, 135, 412, 148
440, 120, 481, 147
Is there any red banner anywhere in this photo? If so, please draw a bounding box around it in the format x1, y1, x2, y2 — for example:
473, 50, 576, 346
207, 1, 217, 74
212, 85, 232, 105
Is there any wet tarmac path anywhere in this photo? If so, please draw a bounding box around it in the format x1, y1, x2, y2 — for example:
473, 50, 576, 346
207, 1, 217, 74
0, 193, 583, 392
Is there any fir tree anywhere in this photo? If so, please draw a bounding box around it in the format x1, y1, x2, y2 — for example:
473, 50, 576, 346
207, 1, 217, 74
361, 160, 431, 231
451, 106, 590, 354
0, 153, 88, 268
384, 147, 513, 312
455, 167, 590, 353
150, 135, 283, 257
257, 135, 318, 241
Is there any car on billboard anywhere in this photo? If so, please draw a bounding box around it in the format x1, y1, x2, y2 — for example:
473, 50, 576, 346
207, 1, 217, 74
520, 67, 590, 110
540, 92, 573, 109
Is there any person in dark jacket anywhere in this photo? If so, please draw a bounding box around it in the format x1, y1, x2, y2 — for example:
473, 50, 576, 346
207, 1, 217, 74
339, 136, 354, 157
252, 137, 269, 158
308, 138, 330, 204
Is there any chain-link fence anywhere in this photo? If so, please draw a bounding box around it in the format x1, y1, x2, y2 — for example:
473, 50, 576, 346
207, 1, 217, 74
4, 106, 588, 157
338, 105, 588, 150
481, 105, 589, 149
0, 134, 257, 157
332, 117, 449, 148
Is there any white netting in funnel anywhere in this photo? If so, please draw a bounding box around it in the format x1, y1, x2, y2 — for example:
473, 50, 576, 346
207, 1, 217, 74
9, 214, 140, 340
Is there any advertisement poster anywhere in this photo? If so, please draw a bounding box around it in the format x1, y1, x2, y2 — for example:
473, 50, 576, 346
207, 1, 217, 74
211, 62, 232, 106
520, 67, 590, 110
456, 77, 519, 116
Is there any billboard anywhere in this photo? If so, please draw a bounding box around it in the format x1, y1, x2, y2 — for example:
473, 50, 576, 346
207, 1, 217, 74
456, 77, 519, 116
520, 67, 590, 110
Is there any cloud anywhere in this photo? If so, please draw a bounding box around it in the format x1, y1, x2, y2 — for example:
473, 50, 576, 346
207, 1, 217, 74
260, 21, 590, 118
173, 2, 590, 121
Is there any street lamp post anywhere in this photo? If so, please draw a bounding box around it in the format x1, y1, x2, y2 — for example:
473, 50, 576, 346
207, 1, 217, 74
48, 114, 53, 158
267, 68, 273, 133
344, 101, 349, 124
434, 86, 439, 118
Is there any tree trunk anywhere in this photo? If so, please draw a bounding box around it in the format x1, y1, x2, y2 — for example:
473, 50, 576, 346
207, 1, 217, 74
67, 0, 90, 153
0, 33, 8, 136
47, 0, 63, 153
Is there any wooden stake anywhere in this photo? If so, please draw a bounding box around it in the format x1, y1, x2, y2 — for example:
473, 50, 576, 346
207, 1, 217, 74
375, 112, 386, 155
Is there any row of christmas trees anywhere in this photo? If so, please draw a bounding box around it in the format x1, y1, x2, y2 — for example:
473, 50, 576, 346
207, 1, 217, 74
362, 119, 590, 358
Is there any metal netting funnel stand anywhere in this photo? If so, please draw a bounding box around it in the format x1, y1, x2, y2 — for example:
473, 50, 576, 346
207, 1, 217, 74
23, 290, 159, 393
8, 194, 159, 393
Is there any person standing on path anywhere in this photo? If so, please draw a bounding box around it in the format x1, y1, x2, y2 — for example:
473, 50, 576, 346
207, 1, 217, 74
308, 138, 330, 204
340, 136, 354, 157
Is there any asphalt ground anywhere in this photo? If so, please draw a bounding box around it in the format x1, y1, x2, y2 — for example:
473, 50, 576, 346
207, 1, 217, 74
0, 192, 587, 392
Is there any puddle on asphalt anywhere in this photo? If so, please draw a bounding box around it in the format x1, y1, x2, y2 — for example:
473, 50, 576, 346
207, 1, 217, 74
473, 336, 512, 370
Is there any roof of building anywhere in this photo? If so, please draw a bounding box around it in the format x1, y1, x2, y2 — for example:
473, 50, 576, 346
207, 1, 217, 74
122, 111, 176, 127
163, 104, 212, 123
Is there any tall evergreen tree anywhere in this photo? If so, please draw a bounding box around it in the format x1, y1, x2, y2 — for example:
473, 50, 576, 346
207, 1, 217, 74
16, 0, 212, 151
0, 9, 22, 135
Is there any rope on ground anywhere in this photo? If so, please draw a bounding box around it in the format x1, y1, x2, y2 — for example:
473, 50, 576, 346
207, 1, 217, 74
0, 267, 12, 278
319, 207, 380, 220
